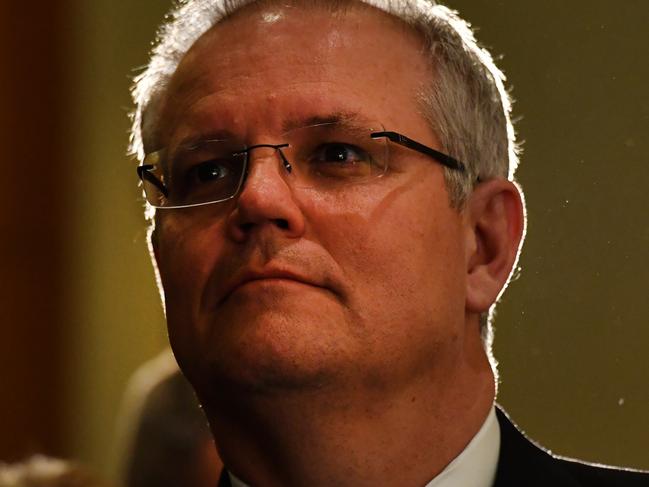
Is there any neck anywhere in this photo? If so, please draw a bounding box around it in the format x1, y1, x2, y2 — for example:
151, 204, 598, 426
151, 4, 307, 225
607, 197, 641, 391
204, 334, 495, 487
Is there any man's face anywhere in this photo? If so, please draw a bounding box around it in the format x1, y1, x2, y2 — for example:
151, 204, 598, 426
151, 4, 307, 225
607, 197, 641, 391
153, 4, 473, 397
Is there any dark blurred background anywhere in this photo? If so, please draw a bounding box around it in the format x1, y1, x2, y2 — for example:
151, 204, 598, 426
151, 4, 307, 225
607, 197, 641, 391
1, 0, 647, 482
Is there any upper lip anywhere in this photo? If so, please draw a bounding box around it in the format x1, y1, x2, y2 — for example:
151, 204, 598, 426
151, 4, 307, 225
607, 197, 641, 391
221, 268, 324, 302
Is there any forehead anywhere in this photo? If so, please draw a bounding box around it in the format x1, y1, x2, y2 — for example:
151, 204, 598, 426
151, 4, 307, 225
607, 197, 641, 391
154, 2, 433, 146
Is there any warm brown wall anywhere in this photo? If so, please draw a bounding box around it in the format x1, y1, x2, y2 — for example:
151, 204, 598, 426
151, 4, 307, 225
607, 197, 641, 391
0, 1, 69, 460
450, 0, 649, 469
61, 1, 170, 480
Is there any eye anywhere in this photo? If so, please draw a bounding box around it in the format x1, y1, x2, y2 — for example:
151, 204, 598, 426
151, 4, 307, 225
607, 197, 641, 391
303, 141, 379, 181
172, 159, 233, 203
164, 142, 246, 206
312, 143, 368, 166
192, 160, 230, 182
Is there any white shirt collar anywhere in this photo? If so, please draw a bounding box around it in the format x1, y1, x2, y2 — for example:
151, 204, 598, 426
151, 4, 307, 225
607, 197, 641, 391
229, 471, 248, 487
229, 407, 500, 487
424, 407, 500, 487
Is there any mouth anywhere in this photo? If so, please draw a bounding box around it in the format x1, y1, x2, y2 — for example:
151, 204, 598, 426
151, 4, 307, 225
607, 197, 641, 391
220, 270, 330, 304
236, 277, 316, 292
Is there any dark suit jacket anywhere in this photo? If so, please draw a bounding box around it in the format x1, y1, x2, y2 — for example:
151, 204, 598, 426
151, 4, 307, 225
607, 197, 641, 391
217, 408, 649, 486
494, 407, 648, 486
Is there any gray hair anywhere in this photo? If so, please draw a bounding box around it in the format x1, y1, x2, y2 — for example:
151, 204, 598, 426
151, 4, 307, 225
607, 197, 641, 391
129, 0, 522, 351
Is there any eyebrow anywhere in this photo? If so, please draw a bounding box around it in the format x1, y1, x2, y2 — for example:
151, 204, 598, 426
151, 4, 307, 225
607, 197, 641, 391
281, 111, 370, 133
172, 110, 372, 150
177, 128, 237, 149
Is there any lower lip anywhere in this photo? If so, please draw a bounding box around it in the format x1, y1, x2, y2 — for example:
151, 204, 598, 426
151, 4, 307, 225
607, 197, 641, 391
218, 278, 335, 307
232, 278, 320, 295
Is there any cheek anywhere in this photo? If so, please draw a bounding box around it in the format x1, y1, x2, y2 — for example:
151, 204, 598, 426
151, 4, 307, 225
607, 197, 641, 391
303, 177, 467, 323
155, 215, 227, 330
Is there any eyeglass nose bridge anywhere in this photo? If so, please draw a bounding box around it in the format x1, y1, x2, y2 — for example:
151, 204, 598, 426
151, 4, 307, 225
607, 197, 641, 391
234, 143, 293, 176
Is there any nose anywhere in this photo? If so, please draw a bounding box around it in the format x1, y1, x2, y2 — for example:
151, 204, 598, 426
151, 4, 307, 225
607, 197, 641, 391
226, 146, 306, 242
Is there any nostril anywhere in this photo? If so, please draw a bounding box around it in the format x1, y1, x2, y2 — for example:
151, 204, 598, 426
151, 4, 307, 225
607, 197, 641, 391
239, 222, 255, 233
238, 219, 289, 234
274, 219, 289, 230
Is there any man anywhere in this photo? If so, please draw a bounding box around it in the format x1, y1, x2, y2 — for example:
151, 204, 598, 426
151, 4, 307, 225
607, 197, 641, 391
131, 0, 648, 485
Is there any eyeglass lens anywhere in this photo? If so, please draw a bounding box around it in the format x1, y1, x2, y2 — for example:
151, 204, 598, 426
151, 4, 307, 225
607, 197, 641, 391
140, 122, 388, 209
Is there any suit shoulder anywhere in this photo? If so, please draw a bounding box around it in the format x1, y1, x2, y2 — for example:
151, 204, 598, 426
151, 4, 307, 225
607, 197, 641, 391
557, 457, 649, 487
495, 407, 649, 487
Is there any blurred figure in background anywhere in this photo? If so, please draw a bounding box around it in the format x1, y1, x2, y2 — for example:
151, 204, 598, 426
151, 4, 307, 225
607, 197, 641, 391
0, 456, 106, 487
117, 349, 222, 487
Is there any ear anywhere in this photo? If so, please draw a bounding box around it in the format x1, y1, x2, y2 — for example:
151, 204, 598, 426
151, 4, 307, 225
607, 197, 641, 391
465, 179, 525, 313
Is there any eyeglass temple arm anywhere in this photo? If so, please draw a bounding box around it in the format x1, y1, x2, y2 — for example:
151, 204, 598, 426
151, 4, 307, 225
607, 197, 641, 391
137, 164, 169, 197
371, 131, 466, 172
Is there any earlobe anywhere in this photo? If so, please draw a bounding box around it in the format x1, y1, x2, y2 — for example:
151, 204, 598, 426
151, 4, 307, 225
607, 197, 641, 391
465, 179, 525, 313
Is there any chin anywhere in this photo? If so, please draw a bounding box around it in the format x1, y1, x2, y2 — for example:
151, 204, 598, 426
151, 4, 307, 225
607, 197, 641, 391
172, 297, 353, 398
